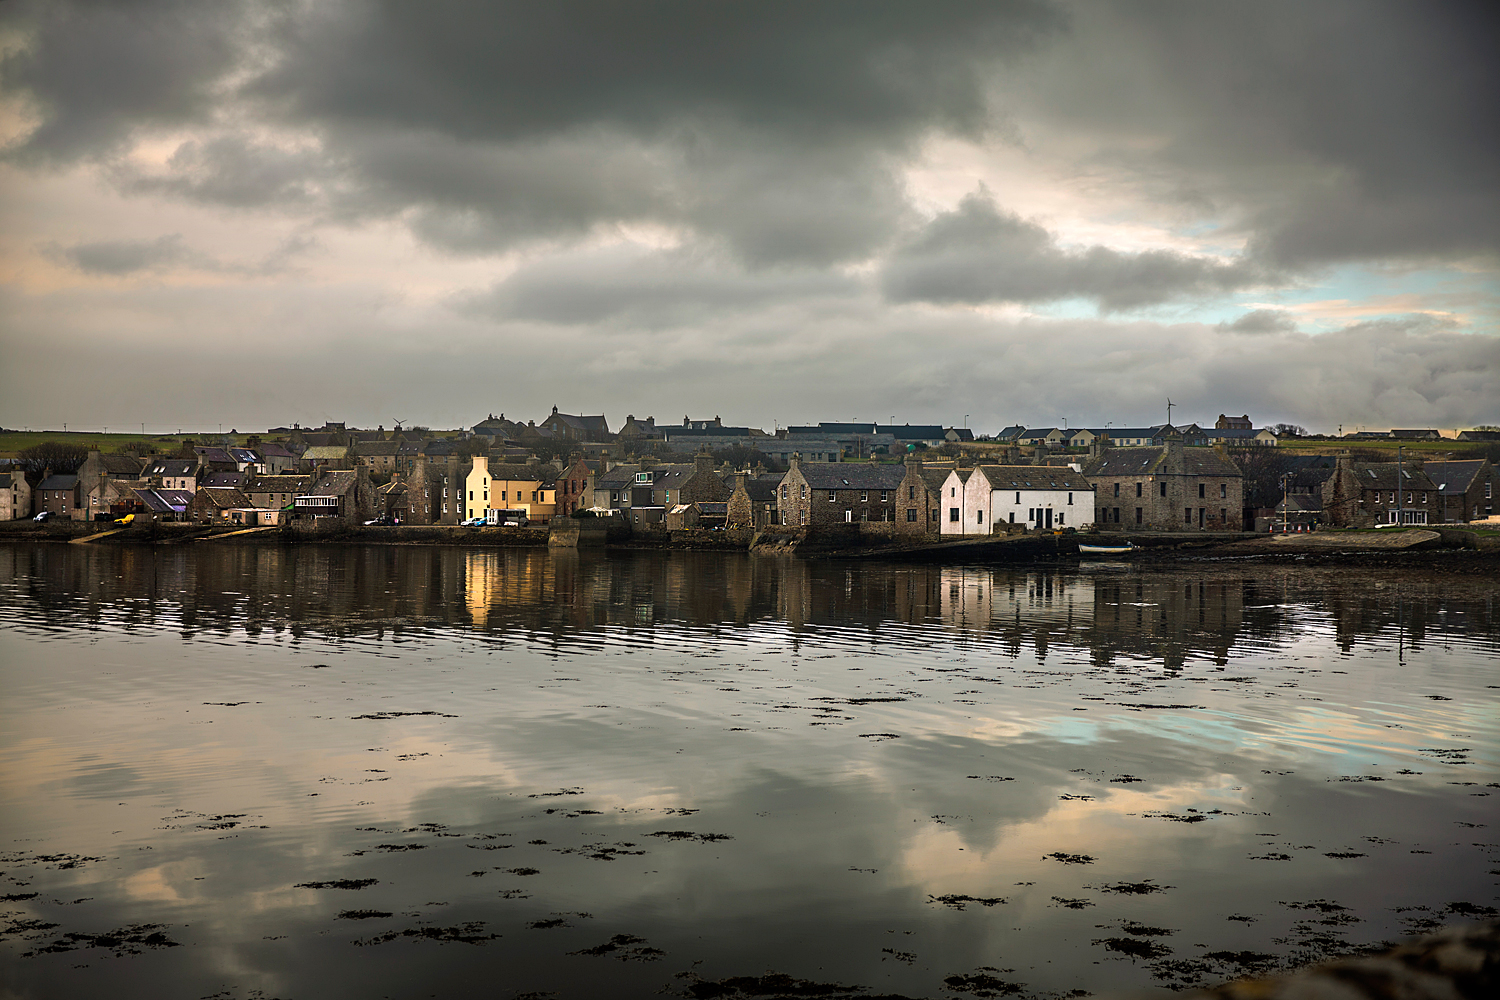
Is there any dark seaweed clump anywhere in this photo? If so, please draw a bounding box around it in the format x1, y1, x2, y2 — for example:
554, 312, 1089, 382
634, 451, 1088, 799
22, 923, 180, 957
295, 879, 379, 890
929, 894, 1007, 910
568, 933, 664, 961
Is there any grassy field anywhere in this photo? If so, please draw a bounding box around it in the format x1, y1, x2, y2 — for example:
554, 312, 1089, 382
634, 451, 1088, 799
0, 430, 251, 458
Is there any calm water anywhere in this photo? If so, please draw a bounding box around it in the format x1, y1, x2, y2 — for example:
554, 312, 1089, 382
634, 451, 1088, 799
0, 544, 1496, 999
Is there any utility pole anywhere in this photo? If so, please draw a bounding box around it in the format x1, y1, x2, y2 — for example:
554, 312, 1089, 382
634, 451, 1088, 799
1396, 445, 1404, 526
1281, 473, 1290, 533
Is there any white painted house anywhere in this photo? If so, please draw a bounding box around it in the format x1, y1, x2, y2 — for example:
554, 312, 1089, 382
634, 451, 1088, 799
940, 465, 1095, 536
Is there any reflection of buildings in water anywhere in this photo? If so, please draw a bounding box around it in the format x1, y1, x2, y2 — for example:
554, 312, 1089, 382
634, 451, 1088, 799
2, 546, 1495, 662
937, 567, 1250, 670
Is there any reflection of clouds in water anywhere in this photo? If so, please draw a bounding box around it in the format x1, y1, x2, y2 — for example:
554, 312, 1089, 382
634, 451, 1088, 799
0, 546, 1496, 997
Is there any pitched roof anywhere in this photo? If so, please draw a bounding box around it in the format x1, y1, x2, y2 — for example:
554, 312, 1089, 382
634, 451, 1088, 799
133, 488, 194, 513
1084, 446, 1244, 478
354, 440, 401, 456
196, 487, 251, 509
302, 445, 349, 460
244, 474, 312, 491
259, 442, 295, 458
794, 463, 906, 490
92, 453, 146, 475
974, 465, 1093, 491
303, 471, 361, 497
143, 458, 199, 477
202, 471, 247, 488
194, 446, 236, 464
1345, 462, 1438, 491
1428, 459, 1489, 494
39, 474, 79, 490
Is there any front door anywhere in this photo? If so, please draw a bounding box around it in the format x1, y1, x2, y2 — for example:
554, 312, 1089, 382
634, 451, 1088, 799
1043, 508, 1053, 529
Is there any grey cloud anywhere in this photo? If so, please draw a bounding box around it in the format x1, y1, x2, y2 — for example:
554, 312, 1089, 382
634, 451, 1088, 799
881, 192, 1267, 310
1022, 1, 1500, 265
1216, 310, 1298, 335
0, 0, 251, 164
122, 135, 329, 209
52, 234, 191, 275
460, 245, 861, 328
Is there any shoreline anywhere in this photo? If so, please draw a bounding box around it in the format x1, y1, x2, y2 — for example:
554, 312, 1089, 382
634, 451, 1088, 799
3, 521, 1498, 572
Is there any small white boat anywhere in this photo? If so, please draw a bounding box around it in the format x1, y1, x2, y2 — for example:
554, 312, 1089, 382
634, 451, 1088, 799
1077, 542, 1136, 555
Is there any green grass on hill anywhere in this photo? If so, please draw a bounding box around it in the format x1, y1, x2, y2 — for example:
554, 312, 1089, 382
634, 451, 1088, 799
0, 430, 251, 458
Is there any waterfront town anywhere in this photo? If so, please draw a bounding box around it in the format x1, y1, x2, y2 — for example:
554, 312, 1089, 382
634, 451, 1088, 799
3, 410, 1496, 539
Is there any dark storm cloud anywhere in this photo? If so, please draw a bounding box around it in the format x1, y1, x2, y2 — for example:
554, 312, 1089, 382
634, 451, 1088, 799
881, 192, 1268, 310
1027, 1, 1500, 266
0, 0, 252, 164
1216, 310, 1298, 336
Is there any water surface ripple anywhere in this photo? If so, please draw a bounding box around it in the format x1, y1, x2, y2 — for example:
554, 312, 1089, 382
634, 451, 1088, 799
0, 544, 1496, 999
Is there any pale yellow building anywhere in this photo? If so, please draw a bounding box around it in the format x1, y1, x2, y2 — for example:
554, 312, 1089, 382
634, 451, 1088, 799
464, 455, 558, 522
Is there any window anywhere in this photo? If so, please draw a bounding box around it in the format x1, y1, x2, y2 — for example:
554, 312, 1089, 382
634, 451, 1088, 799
860, 491, 868, 502
1067, 492, 1073, 505
1160, 482, 1167, 498
1199, 484, 1205, 498
1221, 508, 1227, 524
908, 486, 915, 500
1015, 492, 1021, 503
468, 490, 473, 501
532, 491, 538, 501
1135, 483, 1142, 497
844, 510, 853, 522
829, 490, 837, 502
949, 508, 960, 522
1113, 507, 1120, 523
880, 491, 889, 502
1113, 483, 1120, 498
1422, 493, 1427, 504
977, 510, 984, 523
781, 485, 788, 499
906, 509, 917, 522
1185, 507, 1192, 524
1487, 481, 1493, 500
951, 487, 956, 497
1008, 512, 1015, 523
1220, 483, 1227, 499
1135, 507, 1143, 524
1058, 513, 1064, 525
1028, 508, 1035, 521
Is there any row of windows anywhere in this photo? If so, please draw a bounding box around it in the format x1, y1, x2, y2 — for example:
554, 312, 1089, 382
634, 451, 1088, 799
827, 490, 892, 502
1110, 482, 1229, 499
949, 508, 1068, 525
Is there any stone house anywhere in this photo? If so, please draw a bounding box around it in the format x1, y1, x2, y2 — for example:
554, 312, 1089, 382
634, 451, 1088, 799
404, 455, 470, 525
76, 452, 147, 519
726, 471, 781, 527
376, 477, 409, 521
300, 444, 351, 471
294, 468, 375, 526
1082, 433, 1244, 531
1322, 458, 1440, 527
539, 406, 610, 441
1216, 414, 1253, 430
243, 474, 311, 511
0, 471, 33, 520
776, 455, 907, 527
587, 452, 730, 524
37, 473, 81, 519
616, 414, 660, 440
895, 457, 954, 535
188, 487, 253, 522
1428, 458, 1495, 523
201, 471, 248, 489
131, 488, 194, 521
556, 454, 596, 516
939, 465, 1095, 536
258, 442, 299, 474
142, 457, 202, 493
353, 439, 402, 475
665, 501, 728, 530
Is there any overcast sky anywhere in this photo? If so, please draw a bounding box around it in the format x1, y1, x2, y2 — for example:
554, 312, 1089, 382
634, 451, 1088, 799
2, 0, 1496, 436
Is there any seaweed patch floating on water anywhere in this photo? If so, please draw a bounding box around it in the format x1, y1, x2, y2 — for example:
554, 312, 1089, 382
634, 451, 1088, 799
645, 831, 733, 843
528, 788, 584, 798
347, 844, 426, 855
336, 910, 392, 920
679, 971, 866, 998
857, 733, 901, 741
965, 775, 1015, 782
1094, 936, 1173, 960
567, 933, 664, 961
21, 923, 181, 958
1093, 880, 1170, 894
941, 969, 1025, 996
1044, 852, 1096, 865
294, 879, 379, 890
349, 711, 458, 720
929, 894, 1007, 910
1051, 897, 1094, 909
353, 921, 499, 946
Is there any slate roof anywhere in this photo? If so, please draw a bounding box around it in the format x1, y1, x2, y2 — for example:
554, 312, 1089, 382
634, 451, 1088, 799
227, 448, 260, 464
303, 471, 360, 497
134, 488, 194, 513
0, 473, 13, 489
245, 474, 313, 492
93, 453, 146, 475
996, 426, 1026, 441
302, 445, 349, 460
1428, 459, 1488, 495
795, 463, 906, 490
543, 410, 610, 437
974, 465, 1093, 491
483, 462, 559, 482
742, 476, 781, 502
259, 443, 295, 459
197, 487, 251, 509
1345, 463, 1438, 492
143, 458, 199, 478
39, 474, 79, 491
354, 440, 401, 456
1083, 447, 1242, 478
194, 446, 236, 464
202, 471, 248, 488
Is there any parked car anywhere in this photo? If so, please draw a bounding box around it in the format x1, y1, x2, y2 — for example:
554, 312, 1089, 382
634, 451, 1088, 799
462, 516, 486, 526
33, 511, 52, 522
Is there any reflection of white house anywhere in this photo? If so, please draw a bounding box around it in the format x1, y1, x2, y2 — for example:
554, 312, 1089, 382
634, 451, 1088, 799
939, 465, 1095, 536
938, 567, 1095, 636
